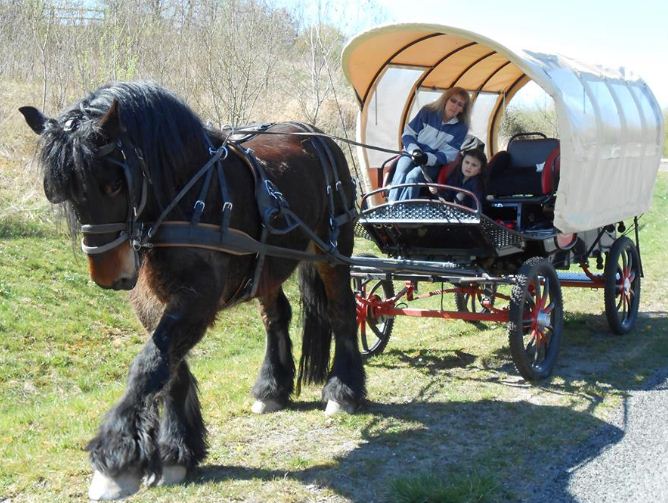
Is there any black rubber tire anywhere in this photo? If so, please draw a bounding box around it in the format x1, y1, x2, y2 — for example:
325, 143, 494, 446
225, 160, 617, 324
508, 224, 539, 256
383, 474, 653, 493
454, 283, 497, 324
508, 257, 564, 381
352, 255, 395, 358
604, 236, 641, 335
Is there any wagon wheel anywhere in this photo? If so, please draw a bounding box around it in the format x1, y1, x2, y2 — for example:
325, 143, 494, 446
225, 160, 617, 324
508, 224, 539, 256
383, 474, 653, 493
508, 257, 563, 381
352, 273, 395, 359
455, 283, 497, 324
604, 236, 641, 335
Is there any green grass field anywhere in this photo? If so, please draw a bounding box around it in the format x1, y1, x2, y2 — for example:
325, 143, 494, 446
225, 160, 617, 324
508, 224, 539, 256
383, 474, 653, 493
0, 174, 666, 502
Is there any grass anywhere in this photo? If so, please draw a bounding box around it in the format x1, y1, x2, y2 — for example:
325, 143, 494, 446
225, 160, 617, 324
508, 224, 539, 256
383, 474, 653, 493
0, 174, 666, 502
392, 470, 499, 503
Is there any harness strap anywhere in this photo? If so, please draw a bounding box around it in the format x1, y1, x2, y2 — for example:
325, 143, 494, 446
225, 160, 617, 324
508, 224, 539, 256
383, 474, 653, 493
285, 121, 356, 248
150, 222, 334, 263
148, 144, 228, 239
192, 157, 217, 225
82, 231, 129, 255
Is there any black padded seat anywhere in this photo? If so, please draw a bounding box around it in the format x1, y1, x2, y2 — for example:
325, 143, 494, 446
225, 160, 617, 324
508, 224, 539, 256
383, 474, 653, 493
488, 138, 559, 197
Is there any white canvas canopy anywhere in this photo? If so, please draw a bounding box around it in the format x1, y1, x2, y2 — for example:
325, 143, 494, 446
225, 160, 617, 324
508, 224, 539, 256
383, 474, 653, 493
341, 23, 664, 233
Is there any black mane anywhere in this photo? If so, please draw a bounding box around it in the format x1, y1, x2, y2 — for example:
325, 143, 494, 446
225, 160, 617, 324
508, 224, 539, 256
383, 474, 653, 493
39, 81, 211, 232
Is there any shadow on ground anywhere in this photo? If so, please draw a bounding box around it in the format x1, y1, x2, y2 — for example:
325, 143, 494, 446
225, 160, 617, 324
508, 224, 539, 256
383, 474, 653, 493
191, 311, 665, 501
192, 398, 620, 502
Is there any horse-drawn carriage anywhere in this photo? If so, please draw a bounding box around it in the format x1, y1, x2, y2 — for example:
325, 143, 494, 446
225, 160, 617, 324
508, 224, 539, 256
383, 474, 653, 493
19, 22, 663, 501
341, 23, 664, 380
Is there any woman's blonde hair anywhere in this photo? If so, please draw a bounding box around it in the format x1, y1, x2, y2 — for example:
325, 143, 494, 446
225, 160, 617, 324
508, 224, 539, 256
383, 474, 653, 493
424, 87, 472, 128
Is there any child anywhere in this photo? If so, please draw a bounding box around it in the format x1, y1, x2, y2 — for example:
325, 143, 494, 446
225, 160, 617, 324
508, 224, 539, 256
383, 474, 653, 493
444, 149, 486, 209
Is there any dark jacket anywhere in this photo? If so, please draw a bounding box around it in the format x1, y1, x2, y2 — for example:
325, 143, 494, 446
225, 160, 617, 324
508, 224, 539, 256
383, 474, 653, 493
445, 169, 483, 209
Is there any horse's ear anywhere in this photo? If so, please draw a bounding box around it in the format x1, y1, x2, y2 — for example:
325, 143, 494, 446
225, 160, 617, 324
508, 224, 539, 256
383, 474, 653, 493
19, 106, 49, 134
98, 99, 126, 139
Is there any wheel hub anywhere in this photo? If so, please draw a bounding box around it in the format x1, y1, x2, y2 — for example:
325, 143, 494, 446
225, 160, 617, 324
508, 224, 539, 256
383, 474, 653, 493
623, 276, 631, 293
535, 310, 551, 332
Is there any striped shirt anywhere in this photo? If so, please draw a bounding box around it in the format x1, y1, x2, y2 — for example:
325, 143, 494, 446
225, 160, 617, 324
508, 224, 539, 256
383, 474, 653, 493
402, 107, 468, 166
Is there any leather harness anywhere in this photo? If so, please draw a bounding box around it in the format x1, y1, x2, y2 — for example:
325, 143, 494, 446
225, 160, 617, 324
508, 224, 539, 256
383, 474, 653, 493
82, 122, 357, 305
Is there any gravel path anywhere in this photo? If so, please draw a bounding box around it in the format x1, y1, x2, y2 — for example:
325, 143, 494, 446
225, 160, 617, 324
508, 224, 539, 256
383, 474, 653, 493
533, 366, 668, 503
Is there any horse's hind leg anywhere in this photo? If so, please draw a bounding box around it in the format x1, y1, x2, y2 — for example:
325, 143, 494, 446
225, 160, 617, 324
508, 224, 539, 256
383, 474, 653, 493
252, 287, 295, 413
300, 261, 366, 414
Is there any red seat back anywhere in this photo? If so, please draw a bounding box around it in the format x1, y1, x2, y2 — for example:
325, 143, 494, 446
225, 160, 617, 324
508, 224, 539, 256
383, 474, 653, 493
436, 155, 462, 185
541, 146, 560, 194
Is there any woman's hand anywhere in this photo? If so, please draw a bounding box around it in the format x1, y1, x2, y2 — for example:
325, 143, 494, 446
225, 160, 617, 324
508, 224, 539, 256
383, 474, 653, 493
410, 148, 428, 166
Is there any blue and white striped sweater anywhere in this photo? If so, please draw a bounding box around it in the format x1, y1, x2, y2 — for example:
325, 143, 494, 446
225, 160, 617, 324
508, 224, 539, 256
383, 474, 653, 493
402, 107, 468, 166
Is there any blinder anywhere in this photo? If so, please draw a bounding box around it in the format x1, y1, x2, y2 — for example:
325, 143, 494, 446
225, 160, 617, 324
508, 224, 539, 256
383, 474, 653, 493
80, 137, 149, 255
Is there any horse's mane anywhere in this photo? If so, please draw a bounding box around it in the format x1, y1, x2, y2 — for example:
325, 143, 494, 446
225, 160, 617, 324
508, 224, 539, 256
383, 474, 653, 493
38, 81, 211, 234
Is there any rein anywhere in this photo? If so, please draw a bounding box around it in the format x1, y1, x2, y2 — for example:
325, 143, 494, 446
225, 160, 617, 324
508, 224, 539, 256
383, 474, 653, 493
224, 127, 403, 156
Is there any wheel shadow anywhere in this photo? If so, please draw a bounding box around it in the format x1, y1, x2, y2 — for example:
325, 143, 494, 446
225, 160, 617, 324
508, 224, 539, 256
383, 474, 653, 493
368, 347, 477, 374
458, 310, 668, 408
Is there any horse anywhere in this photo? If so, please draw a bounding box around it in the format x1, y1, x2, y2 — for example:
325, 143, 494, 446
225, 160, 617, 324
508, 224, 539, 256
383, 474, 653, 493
19, 81, 365, 500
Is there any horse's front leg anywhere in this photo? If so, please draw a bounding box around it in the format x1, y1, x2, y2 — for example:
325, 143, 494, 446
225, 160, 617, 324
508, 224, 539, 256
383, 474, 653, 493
87, 308, 210, 500
129, 277, 208, 486
252, 287, 295, 413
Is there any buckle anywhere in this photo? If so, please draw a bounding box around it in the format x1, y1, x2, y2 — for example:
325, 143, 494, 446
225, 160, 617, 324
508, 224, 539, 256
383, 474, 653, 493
194, 200, 206, 213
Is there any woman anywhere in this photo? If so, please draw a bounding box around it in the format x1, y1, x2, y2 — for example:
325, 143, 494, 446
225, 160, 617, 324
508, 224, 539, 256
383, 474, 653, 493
387, 87, 471, 202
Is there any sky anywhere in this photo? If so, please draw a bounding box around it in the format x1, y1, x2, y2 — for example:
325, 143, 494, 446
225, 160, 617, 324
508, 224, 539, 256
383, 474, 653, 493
279, 0, 667, 109
366, 0, 668, 109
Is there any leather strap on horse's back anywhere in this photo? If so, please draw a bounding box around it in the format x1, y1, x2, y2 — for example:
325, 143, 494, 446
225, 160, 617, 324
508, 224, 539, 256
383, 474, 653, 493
283, 121, 357, 248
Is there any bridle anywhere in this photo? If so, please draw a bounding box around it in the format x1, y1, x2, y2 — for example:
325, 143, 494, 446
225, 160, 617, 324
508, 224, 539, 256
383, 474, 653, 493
80, 136, 150, 255
79, 133, 231, 257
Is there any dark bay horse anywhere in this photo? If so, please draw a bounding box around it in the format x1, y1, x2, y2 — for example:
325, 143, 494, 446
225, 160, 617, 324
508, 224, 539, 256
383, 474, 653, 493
20, 81, 365, 500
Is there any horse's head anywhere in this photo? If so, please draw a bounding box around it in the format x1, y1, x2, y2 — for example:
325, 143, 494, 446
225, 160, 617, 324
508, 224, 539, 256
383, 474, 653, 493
20, 100, 144, 290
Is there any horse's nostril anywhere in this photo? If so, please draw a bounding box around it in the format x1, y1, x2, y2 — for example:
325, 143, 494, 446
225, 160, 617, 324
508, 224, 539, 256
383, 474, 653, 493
113, 276, 138, 291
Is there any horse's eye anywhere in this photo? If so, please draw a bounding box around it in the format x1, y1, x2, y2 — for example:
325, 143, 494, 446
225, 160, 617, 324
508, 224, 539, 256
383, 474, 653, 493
103, 178, 124, 197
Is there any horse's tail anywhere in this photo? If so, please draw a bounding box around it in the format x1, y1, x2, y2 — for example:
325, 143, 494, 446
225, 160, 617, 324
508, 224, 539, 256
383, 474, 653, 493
296, 262, 332, 394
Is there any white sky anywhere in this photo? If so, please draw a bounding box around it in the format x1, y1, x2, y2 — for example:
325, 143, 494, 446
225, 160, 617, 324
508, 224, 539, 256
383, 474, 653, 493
274, 0, 667, 108
370, 0, 668, 108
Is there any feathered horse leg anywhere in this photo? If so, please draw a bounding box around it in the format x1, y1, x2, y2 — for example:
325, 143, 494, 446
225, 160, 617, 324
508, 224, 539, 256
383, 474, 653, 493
252, 286, 295, 413
88, 268, 219, 500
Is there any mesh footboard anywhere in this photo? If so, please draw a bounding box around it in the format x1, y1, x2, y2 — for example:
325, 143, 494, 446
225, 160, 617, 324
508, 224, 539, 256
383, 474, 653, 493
358, 200, 525, 259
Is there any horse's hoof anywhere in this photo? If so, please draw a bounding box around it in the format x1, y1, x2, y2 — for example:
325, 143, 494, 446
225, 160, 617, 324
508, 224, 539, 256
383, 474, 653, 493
159, 464, 187, 485
251, 399, 283, 414
89, 469, 141, 500
324, 399, 355, 416
145, 465, 187, 487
